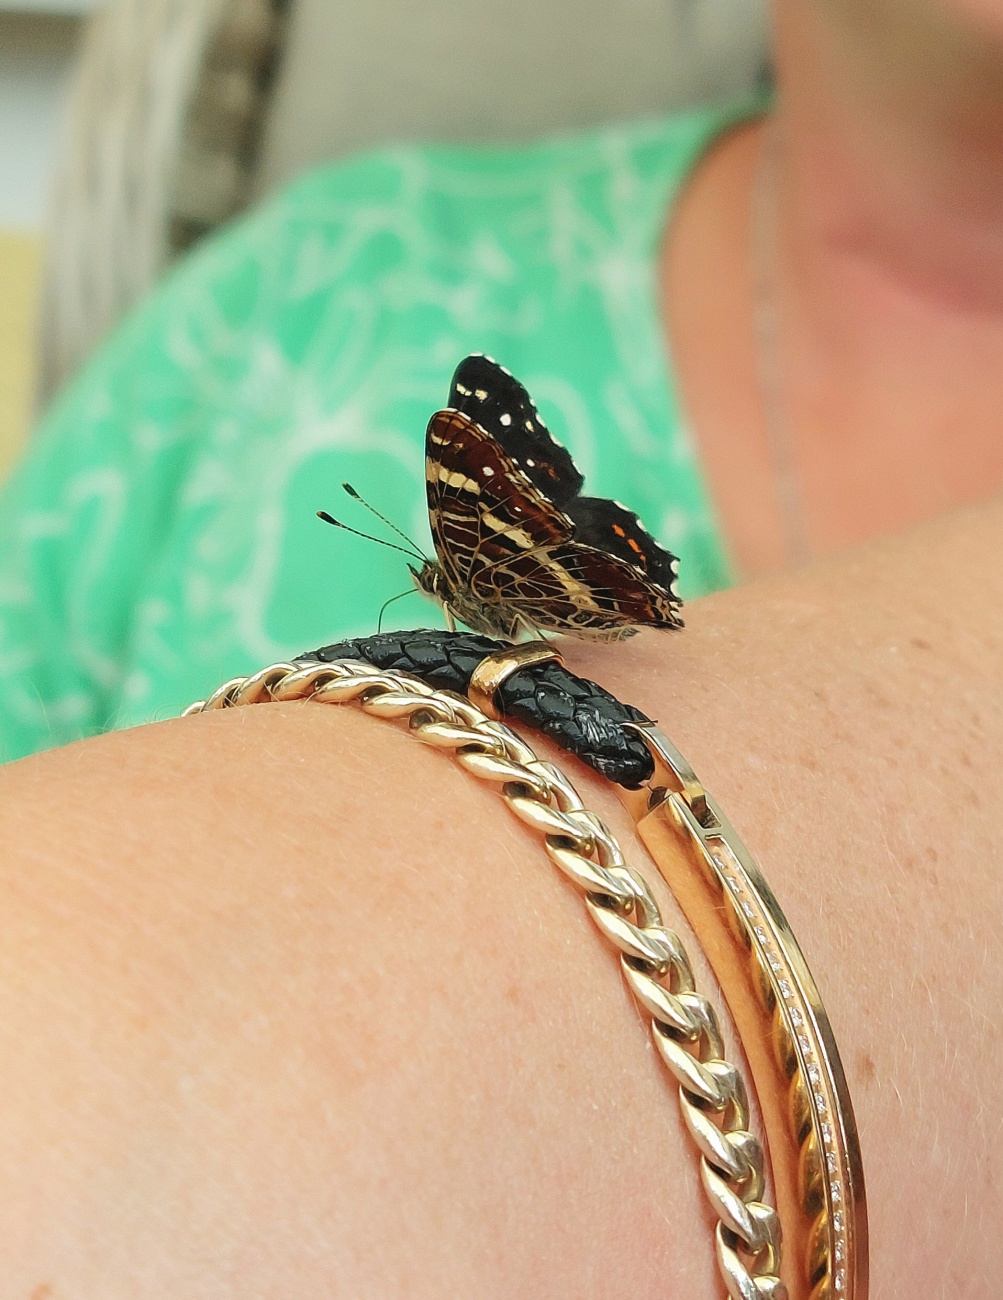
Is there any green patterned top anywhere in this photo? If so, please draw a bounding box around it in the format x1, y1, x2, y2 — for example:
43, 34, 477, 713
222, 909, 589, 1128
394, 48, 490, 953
0, 104, 753, 761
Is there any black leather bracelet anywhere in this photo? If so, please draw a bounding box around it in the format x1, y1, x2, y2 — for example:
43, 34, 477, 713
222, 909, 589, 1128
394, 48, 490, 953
297, 628, 656, 788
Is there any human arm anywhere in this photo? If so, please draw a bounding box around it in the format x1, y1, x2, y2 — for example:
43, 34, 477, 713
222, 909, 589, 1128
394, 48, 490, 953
0, 496, 999, 1298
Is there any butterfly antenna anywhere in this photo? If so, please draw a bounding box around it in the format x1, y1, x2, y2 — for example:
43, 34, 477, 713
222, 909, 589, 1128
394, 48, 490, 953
377, 587, 419, 634
317, 511, 422, 560
341, 483, 426, 557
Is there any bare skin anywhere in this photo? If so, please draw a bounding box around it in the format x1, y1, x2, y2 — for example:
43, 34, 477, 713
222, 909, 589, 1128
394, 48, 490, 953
665, 0, 1003, 576
0, 497, 1000, 1298
4, 2, 1003, 1296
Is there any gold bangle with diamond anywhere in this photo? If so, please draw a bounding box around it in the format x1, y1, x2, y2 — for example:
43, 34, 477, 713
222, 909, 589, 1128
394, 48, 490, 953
620, 723, 867, 1300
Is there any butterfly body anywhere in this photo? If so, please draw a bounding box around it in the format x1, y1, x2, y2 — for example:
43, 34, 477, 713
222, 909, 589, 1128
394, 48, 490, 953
411, 557, 526, 641
417, 355, 684, 642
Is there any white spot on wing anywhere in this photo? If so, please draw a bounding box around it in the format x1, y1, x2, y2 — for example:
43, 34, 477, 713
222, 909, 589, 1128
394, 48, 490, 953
500, 413, 512, 427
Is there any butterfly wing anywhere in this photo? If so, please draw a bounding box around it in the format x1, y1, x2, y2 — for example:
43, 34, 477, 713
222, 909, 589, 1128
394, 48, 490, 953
469, 542, 684, 637
425, 408, 574, 591
563, 496, 680, 596
449, 354, 584, 506
451, 356, 680, 586
430, 355, 685, 639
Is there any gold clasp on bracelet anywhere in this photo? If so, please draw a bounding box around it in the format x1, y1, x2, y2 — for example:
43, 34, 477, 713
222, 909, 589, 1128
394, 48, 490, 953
467, 641, 563, 720
625, 720, 711, 825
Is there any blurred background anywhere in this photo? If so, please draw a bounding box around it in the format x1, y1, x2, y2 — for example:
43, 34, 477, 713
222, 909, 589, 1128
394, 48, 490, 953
0, 0, 86, 477
0, 0, 767, 480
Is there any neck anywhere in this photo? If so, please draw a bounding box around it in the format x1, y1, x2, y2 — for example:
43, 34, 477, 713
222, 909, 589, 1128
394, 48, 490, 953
776, 0, 1003, 315
658, 5, 1003, 579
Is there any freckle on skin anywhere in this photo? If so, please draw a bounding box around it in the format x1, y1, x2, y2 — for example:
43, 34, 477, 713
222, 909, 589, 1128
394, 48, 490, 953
911, 637, 932, 651
858, 1053, 877, 1087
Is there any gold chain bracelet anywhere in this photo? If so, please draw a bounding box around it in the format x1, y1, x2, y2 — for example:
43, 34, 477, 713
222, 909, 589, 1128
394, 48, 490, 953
185, 658, 786, 1300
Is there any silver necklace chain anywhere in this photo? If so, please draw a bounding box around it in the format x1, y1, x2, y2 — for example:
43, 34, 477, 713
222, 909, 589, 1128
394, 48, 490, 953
750, 118, 813, 566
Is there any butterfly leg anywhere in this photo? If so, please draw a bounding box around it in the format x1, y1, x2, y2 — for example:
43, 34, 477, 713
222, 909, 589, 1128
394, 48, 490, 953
516, 614, 553, 644
443, 604, 457, 633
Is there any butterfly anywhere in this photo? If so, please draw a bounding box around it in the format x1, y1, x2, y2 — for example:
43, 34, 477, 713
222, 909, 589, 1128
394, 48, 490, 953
411, 354, 684, 641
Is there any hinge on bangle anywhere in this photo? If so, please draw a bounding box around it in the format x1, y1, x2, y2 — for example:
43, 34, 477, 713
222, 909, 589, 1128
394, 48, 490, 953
624, 722, 713, 828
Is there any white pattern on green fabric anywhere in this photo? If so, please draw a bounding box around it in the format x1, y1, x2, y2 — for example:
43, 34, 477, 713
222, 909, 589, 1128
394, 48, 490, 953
0, 104, 756, 761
